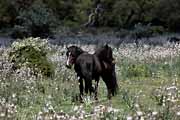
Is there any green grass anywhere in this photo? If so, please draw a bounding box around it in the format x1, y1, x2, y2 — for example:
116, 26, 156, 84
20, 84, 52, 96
0, 44, 180, 119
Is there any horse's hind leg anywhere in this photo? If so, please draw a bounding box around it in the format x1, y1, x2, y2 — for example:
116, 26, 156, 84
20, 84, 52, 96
89, 80, 96, 96
94, 77, 99, 100
84, 78, 94, 96
84, 79, 89, 95
78, 77, 84, 102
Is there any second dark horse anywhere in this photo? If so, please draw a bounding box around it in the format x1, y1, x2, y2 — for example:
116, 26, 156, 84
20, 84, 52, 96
66, 45, 118, 101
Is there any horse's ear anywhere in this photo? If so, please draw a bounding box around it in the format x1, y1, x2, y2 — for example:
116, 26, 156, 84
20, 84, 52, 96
65, 45, 68, 50
104, 44, 109, 48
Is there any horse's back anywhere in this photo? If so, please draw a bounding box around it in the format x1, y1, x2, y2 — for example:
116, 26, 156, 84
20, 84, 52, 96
76, 53, 94, 65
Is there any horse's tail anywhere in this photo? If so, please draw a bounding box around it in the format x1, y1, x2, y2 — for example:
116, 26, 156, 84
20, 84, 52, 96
102, 64, 118, 97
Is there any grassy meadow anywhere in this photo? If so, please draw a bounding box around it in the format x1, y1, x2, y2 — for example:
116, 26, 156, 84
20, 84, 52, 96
0, 37, 180, 120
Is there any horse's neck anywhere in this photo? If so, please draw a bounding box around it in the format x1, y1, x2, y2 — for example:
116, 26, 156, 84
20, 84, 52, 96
94, 51, 104, 61
76, 50, 84, 57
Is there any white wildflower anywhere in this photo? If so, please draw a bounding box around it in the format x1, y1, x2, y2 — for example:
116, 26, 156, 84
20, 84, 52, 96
126, 116, 133, 120
136, 111, 143, 116
152, 111, 158, 116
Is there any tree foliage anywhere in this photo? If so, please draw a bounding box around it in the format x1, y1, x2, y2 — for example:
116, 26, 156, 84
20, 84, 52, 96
0, 0, 17, 28
1, 0, 180, 33
11, 0, 57, 38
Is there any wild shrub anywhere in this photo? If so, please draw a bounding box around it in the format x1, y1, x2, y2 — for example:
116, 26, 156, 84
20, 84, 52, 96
9, 37, 54, 77
149, 26, 165, 36
10, 25, 29, 39
127, 63, 151, 78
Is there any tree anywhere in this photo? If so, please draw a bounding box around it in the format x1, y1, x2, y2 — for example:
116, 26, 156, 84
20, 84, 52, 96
0, 0, 17, 28
155, 0, 180, 31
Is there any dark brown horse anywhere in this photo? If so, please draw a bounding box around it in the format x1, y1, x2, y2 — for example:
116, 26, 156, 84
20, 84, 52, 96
66, 45, 118, 101
94, 45, 118, 98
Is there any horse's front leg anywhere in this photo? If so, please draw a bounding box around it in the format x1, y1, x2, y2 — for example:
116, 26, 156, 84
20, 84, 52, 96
84, 78, 94, 96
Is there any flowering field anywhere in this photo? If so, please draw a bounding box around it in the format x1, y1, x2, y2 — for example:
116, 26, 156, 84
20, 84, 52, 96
0, 38, 180, 120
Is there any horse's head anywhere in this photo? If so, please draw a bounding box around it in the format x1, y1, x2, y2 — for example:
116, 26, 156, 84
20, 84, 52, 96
66, 46, 83, 69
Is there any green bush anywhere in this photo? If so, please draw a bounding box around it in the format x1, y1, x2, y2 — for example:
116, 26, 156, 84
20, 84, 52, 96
150, 26, 166, 35
130, 24, 165, 39
9, 37, 54, 77
11, 25, 29, 39
127, 63, 151, 78
131, 23, 153, 38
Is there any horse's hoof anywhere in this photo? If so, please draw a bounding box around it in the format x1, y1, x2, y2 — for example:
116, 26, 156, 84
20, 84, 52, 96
79, 95, 84, 103
95, 97, 98, 101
